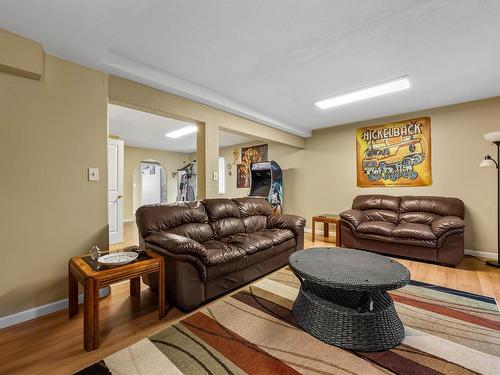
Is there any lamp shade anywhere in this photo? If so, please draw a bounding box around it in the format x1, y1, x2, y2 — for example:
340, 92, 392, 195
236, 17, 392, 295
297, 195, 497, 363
484, 131, 500, 142
480, 158, 496, 168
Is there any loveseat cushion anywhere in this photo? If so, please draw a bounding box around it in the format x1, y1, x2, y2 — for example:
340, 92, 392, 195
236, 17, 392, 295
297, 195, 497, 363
352, 195, 400, 212
431, 216, 465, 237
399, 212, 441, 225
202, 239, 246, 265
392, 223, 436, 240
400, 196, 465, 218
364, 209, 399, 224
357, 221, 395, 236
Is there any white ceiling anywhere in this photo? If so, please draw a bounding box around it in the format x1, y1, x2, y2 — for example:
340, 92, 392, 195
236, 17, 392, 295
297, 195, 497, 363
2, 1, 500, 137
108, 104, 255, 153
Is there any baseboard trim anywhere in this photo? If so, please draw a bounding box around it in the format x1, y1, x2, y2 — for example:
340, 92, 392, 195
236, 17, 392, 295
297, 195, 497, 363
304, 228, 331, 235
0, 287, 110, 330
464, 249, 498, 260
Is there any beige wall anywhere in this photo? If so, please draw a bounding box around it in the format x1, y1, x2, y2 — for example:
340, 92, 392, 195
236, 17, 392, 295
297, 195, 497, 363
0, 28, 43, 80
122, 145, 191, 220
286, 97, 500, 254
0, 54, 108, 317
108, 76, 305, 199
218, 141, 303, 212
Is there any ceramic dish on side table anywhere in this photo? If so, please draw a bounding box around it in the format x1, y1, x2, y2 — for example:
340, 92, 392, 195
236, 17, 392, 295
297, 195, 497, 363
97, 252, 139, 267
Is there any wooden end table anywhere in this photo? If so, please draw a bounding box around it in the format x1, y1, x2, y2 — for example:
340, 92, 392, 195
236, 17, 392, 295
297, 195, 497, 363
312, 214, 342, 246
68, 251, 166, 351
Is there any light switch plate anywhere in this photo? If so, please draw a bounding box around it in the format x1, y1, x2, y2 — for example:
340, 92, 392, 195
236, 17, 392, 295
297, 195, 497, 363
213, 171, 218, 181
88, 167, 100, 181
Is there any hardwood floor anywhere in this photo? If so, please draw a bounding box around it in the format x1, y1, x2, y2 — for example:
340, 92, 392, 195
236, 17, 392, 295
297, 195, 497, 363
1, 223, 499, 375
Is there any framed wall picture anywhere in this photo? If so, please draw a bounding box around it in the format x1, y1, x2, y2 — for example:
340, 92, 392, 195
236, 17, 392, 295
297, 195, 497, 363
237, 144, 268, 189
236, 164, 249, 188
356, 117, 432, 187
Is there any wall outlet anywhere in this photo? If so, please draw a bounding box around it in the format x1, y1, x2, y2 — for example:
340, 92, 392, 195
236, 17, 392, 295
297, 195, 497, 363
88, 167, 100, 181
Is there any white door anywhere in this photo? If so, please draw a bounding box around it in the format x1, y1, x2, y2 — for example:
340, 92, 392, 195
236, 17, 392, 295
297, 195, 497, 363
108, 138, 124, 244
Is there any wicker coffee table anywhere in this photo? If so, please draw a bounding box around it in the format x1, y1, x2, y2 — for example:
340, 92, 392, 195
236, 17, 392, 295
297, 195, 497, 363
289, 248, 410, 351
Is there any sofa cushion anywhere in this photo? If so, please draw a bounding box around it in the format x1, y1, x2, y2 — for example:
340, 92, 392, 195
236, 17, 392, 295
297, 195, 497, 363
210, 217, 246, 239
352, 195, 400, 212
167, 222, 214, 243
357, 221, 395, 236
392, 223, 436, 240
203, 198, 241, 221
242, 215, 267, 233
399, 212, 441, 225
400, 196, 465, 218
136, 201, 209, 239
219, 232, 274, 255
202, 239, 246, 265
232, 197, 273, 217
254, 228, 295, 246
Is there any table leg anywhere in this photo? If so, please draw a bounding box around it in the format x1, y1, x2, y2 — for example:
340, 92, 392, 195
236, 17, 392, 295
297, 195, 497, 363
84, 278, 100, 351
312, 218, 316, 242
68, 264, 79, 318
158, 263, 166, 320
130, 276, 141, 296
323, 222, 329, 238
336, 221, 342, 247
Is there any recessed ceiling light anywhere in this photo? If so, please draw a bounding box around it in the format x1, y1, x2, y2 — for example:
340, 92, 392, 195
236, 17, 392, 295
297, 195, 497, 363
165, 125, 198, 138
315, 76, 411, 110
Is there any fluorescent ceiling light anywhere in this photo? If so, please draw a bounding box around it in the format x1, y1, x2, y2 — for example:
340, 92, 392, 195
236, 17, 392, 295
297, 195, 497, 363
165, 125, 198, 138
315, 76, 411, 110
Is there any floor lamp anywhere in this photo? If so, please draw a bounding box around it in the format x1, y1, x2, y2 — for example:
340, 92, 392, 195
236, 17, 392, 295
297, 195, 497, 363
480, 131, 500, 267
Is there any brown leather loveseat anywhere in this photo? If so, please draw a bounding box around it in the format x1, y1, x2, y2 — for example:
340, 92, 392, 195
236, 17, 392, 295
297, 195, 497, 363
136, 197, 306, 310
340, 195, 465, 266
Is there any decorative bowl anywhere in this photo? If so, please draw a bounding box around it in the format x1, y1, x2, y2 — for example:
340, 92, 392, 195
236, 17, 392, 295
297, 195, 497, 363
97, 251, 138, 267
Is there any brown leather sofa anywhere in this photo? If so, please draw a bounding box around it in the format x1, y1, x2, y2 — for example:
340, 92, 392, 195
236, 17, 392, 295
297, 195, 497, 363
340, 195, 465, 266
136, 197, 306, 311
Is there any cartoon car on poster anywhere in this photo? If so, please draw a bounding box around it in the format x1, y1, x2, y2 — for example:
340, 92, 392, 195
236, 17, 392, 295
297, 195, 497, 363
362, 135, 425, 170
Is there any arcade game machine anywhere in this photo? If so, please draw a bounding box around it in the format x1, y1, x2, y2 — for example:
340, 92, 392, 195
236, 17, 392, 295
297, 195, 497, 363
249, 160, 283, 212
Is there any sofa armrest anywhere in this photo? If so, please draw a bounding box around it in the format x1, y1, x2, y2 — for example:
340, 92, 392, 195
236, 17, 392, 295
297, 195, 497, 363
267, 214, 306, 237
340, 209, 367, 228
431, 216, 465, 237
145, 232, 209, 264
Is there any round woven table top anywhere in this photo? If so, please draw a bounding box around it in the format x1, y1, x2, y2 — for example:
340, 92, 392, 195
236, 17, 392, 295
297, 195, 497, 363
289, 248, 411, 292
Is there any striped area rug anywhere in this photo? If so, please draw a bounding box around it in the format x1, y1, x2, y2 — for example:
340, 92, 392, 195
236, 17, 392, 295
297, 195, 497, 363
78, 267, 500, 375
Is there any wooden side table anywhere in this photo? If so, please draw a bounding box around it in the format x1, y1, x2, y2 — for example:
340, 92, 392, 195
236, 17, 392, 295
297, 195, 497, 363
312, 214, 342, 246
68, 251, 165, 351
